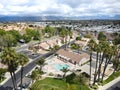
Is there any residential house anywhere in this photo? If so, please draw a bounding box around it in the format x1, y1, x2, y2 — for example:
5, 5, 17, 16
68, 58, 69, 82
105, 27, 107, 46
39, 42, 50, 50
74, 37, 90, 49
56, 49, 90, 65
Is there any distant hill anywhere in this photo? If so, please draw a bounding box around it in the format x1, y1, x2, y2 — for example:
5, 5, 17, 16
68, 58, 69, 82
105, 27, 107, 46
0, 15, 120, 22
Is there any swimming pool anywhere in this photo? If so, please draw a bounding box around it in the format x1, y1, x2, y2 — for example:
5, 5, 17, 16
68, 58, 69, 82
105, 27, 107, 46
54, 64, 69, 71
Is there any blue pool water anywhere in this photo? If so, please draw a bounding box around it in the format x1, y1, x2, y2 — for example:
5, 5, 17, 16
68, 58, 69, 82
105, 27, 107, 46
54, 64, 69, 71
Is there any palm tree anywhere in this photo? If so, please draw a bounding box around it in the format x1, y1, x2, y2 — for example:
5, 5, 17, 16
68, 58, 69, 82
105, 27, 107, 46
61, 67, 69, 82
101, 45, 118, 81
75, 69, 82, 90
93, 44, 101, 84
36, 58, 45, 71
71, 44, 82, 54
17, 53, 29, 89
0, 47, 18, 89
112, 45, 119, 72
30, 70, 38, 83
112, 58, 120, 72
67, 30, 73, 47
50, 45, 59, 52
97, 41, 109, 82
102, 46, 112, 81
59, 26, 68, 49
88, 39, 96, 86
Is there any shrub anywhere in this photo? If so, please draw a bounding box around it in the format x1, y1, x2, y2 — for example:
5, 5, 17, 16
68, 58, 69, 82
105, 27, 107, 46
91, 84, 98, 90
76, 36, 81, 40
66, 73, 76, 84
49, 73, 54, 76
84, 34, 92, 38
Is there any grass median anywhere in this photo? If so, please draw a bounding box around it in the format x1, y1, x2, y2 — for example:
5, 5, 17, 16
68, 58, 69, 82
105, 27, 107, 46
102, 71, 120, 85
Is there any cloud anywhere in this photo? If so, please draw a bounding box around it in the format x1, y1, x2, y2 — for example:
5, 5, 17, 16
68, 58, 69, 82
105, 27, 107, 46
0, 0, 29, 5
0, 0, 120, 17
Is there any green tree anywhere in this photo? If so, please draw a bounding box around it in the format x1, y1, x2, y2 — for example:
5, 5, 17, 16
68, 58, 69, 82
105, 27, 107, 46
113, 37, 120, 45
0, 68, 7, 82
93, 44, 101, 84
31, 70, 38, 83
33, 30, 41, 41
45, 25, 56, 37
67, 30, 73, 47
98, 32, 106, 41
112, 58, 120, 72
76, 36, 81, 41
96, 41, 109, 82
61, 67, 69, 82
59, 27, 71, 49
25, 28, 36, 38
84, 34, 92, 38
36, 58, 45, 71
22, 34, 31, 43
71, 44, 82, 54
0, 35, 4, 51
101, 45, 112, 81
50, 45, 60, 54
88, 39, 96, 86
8, 30, 22, 41
0, 48, 18, 89
0, 29, 6, 36
45, 25, 51, 33
59, 27, 67, 44
2, 33, 17, 47
17, 53, 29, 88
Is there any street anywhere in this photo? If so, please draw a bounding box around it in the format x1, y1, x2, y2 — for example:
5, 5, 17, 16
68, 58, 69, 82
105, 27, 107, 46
107, 81, 120, 90
2, 51, 53, 88
0, 39, 75, 89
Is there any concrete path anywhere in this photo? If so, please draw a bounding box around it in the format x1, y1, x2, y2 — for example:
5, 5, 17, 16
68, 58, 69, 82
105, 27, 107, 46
98, 76, 120, 90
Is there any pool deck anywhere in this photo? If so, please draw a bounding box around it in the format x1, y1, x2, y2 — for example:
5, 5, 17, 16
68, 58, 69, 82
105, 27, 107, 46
43, 56, 75, 75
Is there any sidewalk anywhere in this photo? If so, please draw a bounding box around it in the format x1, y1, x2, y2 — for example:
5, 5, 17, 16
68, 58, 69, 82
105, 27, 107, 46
98, 76, 120, 90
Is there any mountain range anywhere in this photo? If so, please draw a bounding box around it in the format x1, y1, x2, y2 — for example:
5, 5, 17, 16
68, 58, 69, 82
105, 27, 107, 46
0, 15, 120, 22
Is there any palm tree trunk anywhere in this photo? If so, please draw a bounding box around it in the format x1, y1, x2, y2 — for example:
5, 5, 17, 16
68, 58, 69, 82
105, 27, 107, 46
80, 74, 82, 90
101, 56, 112, 81
10, 72, 16, 90
113, 65, 117, 73
89, 51, 92, 86
65, 37, 67, 50
68, 36, 70, 48
21, 66, 24, 90
113, 55, 119, 73
40, 65, 42, 71
97, 52, 105, 82
99, 53, 102, 64
93, 52, 99, 84
64, 73, 66, 82
13, 71, 17, 89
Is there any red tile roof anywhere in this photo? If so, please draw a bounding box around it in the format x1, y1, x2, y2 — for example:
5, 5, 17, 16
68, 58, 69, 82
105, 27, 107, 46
56, 49, 90, 64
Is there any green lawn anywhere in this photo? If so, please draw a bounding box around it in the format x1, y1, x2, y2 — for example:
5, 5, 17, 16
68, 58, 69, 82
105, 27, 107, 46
30, 78, 90, 90
102, 71, 120, 85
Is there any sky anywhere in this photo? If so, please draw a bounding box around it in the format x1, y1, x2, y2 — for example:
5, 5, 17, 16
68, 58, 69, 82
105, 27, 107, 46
0, 0, 120, 17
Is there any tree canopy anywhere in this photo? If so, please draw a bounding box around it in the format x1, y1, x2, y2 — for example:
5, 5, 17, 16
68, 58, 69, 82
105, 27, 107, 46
98, 32, 106, 41
8, 30, 22, 41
